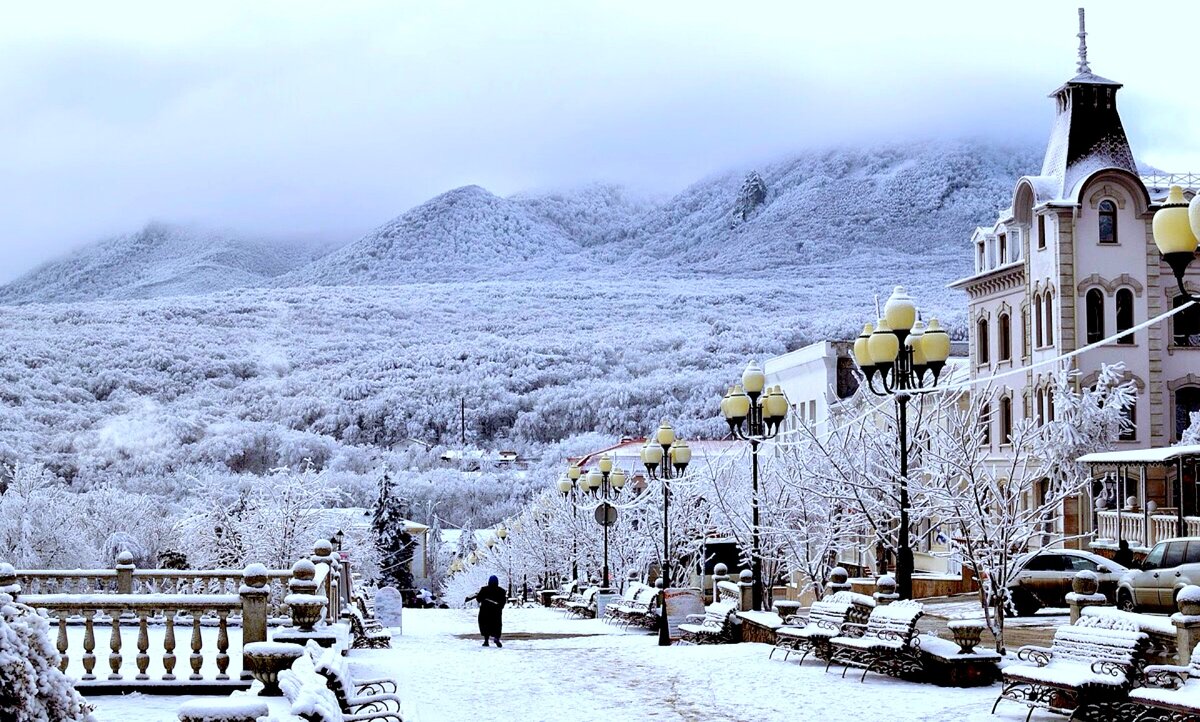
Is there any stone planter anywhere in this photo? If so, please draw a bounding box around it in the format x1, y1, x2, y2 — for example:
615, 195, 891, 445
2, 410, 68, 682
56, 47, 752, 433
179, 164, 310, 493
947, 620, 985, 654
285, 593, 328, 633
1178, 585, 1200, 616
242, 641, 304, 696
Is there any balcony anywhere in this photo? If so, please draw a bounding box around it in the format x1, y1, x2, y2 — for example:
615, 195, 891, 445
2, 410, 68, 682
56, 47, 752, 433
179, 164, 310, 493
1094, 510, 1200, 551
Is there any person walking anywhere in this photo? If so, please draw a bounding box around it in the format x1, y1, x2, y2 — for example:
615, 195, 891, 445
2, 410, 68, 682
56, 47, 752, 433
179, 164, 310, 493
1114, 539, 1134, 568
466, 575, 508, 647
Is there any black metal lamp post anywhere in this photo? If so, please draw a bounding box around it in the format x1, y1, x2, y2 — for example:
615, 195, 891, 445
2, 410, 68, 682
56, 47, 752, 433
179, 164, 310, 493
331, 529, 345, 552
556, 464, 584, 582
1152, 185, 1200, 303
584, 455, 625, 592
851, 285, 951, 601
721, 362, 790, 611
641, 419, 691, 647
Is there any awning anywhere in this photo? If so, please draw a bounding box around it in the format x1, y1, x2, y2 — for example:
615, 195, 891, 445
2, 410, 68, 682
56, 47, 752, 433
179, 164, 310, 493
1077, 445, 1200, 466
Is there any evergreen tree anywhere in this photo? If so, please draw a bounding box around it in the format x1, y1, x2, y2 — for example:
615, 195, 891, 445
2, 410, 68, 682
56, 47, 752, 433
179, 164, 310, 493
372, 470, 415, 595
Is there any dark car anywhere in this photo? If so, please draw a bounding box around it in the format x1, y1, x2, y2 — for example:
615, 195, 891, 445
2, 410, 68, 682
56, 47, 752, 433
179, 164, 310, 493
1007, 549, 1128, 616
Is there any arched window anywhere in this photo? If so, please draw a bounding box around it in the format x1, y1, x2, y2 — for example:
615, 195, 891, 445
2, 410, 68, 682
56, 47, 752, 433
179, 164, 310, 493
1034, 292, 1044, 347
1037, 214, 1047, 250
1046, 295, 1056, 345
1116, 288, 1134, 345
1047, 389, 1055, 422
1178, 387, 1200, 441
976, 317, 990, 364
998, 313, 1012, 361
1000, 396, 1013, 444
1121, 401, 1137, 442
1086, 288, 1105, 344
999, 234, 1008, 264
979, 402, 992, 447
1175, 295, 1200, 348
1098, 200, 1118, 244
1036, 388, 1045, 426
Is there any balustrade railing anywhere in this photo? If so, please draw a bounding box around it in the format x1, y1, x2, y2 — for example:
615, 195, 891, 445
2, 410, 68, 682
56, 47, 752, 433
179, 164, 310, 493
1094, 511, 1200, 549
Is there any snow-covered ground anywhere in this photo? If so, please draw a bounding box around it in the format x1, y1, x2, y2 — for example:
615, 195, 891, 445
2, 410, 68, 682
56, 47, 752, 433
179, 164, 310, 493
88, 607, 1062, 721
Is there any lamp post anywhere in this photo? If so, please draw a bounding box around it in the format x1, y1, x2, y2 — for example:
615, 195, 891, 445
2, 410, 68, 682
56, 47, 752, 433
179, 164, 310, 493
721, 363, 789, 611
1152, 185, 1200, 302
331, 529, 345, 553
587, 454, 625, 592
851, 285, 951, 600
641, 419, 691, 646
556, 464, 583, 582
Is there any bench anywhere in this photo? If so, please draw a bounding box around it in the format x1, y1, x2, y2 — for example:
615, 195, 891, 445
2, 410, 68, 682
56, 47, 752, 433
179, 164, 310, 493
613, 585, 660, 629
770, 591, 875, 663
824, 599, 924, 682
677, 601, 740, 645
344, 606, 392, 650
1069, 641, 1200, 722
549, 580, 578, 609
603, 583, 647, 624
565, 586, 600, 618
281, 651, 403, 722
312, 644, 403, 716
992, 615, 1148, 720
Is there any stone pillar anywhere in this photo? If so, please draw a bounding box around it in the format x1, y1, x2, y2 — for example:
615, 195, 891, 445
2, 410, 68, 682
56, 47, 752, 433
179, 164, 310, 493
239, 564, 270, 645
827, 566, 852, 595
1066, 570, 1106, 624
311, 540, 337, 623
115, 551, 135, 594
0, 563, 19, 601
873, 574, 899, 606
1174, 585, 1200, 666
737, 569, 754, 612
711, 564, 729, 605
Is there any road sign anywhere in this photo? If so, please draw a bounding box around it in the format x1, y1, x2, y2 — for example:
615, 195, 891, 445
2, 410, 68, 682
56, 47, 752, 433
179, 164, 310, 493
594, 502, 618, 526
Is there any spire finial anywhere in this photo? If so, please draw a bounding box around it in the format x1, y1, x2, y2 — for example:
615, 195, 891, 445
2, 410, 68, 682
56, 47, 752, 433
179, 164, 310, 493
1076, 7, 1091, 74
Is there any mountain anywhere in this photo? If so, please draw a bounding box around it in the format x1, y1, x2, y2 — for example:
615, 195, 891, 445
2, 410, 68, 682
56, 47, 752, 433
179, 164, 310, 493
0, 223, 336, 305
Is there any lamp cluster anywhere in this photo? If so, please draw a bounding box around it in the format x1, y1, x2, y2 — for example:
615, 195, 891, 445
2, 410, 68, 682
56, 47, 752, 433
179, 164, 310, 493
557, 455, 627, 493
1152, 185, 1200, 300
721, 361, 790, 437
852, 286, 951, 392
641, 420, 692, 479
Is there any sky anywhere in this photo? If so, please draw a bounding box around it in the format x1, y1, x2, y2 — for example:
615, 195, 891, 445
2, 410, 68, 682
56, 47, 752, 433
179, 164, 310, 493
4, 0, 1200, 281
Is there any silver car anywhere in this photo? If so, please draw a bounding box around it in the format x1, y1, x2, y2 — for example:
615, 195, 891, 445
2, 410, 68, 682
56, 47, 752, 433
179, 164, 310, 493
1008, 549, 1127, 616
1117, 537, 1200, 613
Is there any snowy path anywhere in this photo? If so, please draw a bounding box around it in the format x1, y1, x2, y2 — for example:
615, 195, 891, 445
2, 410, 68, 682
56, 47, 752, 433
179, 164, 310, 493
89, 607, 1054, 721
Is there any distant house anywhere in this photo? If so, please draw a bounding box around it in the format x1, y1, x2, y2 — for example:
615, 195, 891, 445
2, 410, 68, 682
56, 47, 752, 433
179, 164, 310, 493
440, 448, 523, 471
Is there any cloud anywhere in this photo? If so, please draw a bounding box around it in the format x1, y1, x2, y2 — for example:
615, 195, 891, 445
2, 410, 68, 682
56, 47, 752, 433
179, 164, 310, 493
2, 0, 1199, 281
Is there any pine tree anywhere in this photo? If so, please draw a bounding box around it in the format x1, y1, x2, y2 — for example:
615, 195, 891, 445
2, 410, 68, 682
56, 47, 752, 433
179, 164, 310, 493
372, 470, 415, 596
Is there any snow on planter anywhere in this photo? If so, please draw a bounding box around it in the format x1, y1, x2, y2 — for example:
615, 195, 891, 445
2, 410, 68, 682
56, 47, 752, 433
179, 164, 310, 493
176, 697, 269, 722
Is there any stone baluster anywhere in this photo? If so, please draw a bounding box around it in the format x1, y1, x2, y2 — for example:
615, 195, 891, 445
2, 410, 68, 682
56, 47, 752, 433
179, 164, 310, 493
107, 609, 123, 680
189, 611, 203, 680
135, 610, 150, 680
312, 539, 337, 623
737, 569, 754, 612
81, 610, 97, 680
162, 611, 177, 681
0, 562, 18, 601
216, 610, 230, 680
56, 611, 69, 672
240, 564, 269, 647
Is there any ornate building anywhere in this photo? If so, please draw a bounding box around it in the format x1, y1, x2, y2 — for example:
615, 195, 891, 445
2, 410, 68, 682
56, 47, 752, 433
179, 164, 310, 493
949, 11, 1200, 545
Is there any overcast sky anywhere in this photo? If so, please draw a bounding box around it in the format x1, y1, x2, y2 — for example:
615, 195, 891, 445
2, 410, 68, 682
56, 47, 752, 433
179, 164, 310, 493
4, 1, 1200, 281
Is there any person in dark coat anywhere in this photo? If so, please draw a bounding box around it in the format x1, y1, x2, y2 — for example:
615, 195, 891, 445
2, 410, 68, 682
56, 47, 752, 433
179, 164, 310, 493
466, 575, 507, 647
1114, 539, 1135, 568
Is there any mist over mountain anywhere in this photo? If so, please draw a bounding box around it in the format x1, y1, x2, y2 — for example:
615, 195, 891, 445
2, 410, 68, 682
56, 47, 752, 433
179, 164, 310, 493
0, 223, 337, 305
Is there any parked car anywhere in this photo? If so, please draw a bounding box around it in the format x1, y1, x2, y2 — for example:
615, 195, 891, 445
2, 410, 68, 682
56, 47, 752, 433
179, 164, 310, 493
1116, 537, 1200, 613
1007, 549, 1128, 616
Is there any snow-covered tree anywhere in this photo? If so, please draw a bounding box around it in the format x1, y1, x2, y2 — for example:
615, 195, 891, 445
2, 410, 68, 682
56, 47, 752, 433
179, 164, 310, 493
0, 592, 94, 722
372, 471, 416, 595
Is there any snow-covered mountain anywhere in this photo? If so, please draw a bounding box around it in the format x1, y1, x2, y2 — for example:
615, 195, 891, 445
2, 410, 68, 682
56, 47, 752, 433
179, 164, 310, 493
0, 223, 336, 305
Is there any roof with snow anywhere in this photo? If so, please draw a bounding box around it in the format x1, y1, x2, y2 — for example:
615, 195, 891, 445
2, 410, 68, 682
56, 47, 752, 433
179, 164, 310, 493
1078, 445, 1200, 466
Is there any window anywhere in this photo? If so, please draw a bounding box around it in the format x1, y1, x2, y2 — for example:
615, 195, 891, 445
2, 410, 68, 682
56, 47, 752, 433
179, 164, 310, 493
1120, 402, 1137, 442
1037, 214, 1047, 250
1036, 388, 1045, 426
1034, 293, 1044, 346
1069, 556, 1099, 572
1178, 387, 1200, 441
1143, 543, 1166, 570
1000, 396, 1013, 444
1024, 554, 1066, 572
976, 318, 990, 364
1116, 289, 1134, 345
979, 403, 992, 446
1174, 295, 1200, 347
998, 313, 1011, 361
1185, 541, 1200, 565
1164, 541, 1188, 569
1086, 289, 1105, 344
1044, 293, 1055, 345
977, 243, 985, 271
1098, 200, 1118, 244
1047, 389, 1055, 422
999, 234, 1008, 264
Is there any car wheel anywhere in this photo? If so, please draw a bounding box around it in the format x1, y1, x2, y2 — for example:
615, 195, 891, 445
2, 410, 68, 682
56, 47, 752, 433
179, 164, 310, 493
1117, 590, 1137, 613
1010, 588, 1040, 617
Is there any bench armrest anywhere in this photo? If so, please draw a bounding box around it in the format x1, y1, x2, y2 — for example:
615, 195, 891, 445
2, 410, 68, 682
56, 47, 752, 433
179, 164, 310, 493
1016, 645, 1052, 666
874, 629, 912, 644
1143, 664, 1190, 689
683, 614, 705, 624
355, 678, 398, 695
783, 614, 808, 626
1091, 659, 1132, 679
838, 621, 867, 636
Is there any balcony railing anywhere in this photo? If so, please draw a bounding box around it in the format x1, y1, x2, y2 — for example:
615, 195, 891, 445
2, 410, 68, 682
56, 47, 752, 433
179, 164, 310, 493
1094, 510, 1200, 550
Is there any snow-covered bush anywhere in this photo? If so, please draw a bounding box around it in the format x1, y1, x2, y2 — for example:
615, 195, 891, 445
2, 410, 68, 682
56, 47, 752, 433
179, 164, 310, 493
0, 593, 94, 721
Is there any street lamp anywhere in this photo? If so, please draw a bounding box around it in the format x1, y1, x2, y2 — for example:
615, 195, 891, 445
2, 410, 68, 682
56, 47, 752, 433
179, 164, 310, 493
587, 454, 624, 592
851, 285, 952, 600
1152, 185, 1200, 302
331, 529, 345, 552
641, 419, 691, 646
721, 362, 790, 611
556, 464, 583, 581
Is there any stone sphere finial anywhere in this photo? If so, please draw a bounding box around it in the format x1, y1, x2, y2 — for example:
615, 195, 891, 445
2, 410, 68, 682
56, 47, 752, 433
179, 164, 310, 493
242, 563, 269, 589
739, 569, 753, 583
875, 574, 898, 595
714, 563, 728, 577
292, 559, 316, 581
654, 578, 664, 588
830, 566, 849, 585
115, 550, 135, 567
313, 539, 333, 557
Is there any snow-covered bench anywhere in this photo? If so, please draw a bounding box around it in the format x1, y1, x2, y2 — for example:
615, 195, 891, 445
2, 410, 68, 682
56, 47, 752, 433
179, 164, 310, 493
603, 583, 645, 624
565, 586, 600, 618
824, 599, 924, 682
311, 644, 401, 716
343, 606, 392, 650
992, 615, 1148, 720
770, 591, 875, 664
549, 581, 578, 609
677, 601, 740, 645
280, 648, 403, 722
606, 584, 658, 628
